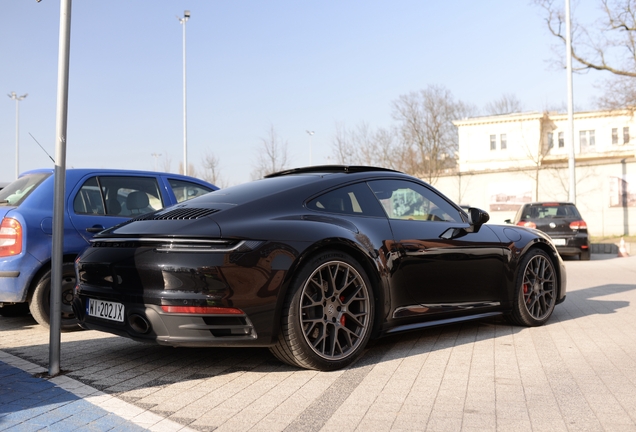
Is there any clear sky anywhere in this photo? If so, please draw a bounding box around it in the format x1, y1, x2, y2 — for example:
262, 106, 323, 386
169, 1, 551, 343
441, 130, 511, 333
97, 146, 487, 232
1, 1, 604, 186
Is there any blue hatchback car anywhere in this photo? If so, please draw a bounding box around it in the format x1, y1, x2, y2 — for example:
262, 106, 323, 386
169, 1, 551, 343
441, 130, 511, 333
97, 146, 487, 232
0, 168, 217, 330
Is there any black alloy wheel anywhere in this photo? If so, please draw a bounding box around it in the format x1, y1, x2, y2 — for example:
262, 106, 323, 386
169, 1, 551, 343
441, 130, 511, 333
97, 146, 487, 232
508, 249, 557, 326
270, 250, 374, 371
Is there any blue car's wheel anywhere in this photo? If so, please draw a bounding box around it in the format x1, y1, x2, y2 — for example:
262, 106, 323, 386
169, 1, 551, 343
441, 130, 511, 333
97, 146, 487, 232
28, 262, 80, 331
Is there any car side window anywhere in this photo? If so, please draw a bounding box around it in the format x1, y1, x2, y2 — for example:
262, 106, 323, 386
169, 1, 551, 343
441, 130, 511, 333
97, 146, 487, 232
169, 179, 213, 203
307, 182, 386, 217
73, 176, 164, 216
73, 177, 105, 215
367, 179, 461, 222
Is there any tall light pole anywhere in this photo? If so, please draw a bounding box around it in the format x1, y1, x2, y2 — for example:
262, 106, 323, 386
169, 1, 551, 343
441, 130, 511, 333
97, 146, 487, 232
306, 130, 315, 165
178, 10, 190, 175
565, 0, 576, 203
50, 0, 73, 378
8, 92, 28, 179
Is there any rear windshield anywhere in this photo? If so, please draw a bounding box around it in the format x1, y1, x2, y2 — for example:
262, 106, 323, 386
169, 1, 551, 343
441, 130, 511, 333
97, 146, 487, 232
0, 173, 51, 207
521, 204, 581, 219
193, 175, 319, 206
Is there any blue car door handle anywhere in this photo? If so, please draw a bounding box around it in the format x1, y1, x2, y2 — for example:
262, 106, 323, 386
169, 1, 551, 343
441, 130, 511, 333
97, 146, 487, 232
86, 225, 105, 233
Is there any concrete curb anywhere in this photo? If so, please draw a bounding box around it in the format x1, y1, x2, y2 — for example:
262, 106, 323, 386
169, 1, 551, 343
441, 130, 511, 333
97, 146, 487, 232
591, 242, 634, 254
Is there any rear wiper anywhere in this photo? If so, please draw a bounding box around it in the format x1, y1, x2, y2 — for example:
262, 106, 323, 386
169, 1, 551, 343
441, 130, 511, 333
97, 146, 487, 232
0, 200, 9, 205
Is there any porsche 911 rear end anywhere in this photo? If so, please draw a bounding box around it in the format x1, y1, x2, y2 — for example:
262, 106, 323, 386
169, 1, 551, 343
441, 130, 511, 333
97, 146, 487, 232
73, 236, 296, 347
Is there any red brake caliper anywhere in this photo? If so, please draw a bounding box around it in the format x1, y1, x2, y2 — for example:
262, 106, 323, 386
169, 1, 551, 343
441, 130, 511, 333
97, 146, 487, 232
340, 296, 346, 326
523, 283, 530, 303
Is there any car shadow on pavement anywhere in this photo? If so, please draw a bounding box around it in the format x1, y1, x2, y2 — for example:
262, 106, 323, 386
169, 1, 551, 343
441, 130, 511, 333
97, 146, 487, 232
552, 283, 635, 321
1, 281, 634, 396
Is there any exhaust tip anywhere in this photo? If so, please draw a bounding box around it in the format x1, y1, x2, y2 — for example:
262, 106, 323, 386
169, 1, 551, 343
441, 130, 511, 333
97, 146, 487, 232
129, 314, 151, 334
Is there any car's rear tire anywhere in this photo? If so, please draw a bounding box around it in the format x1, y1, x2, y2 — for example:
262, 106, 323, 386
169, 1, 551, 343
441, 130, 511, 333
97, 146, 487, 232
0, 303, 30, 317
269, 250, 374, 371
28, 262, 80, 331
580, 250, 591, 261
507, 249, 557, 327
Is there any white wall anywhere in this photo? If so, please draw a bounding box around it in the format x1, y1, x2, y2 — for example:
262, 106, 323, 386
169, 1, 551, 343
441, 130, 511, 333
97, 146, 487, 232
433, 160, 636, 237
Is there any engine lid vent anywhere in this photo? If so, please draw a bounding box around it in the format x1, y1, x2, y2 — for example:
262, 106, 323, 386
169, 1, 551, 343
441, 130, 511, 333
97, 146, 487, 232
152, 208, 220, 220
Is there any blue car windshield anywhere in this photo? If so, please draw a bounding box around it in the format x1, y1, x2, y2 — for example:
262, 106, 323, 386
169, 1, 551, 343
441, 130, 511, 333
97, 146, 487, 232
0, 173, 51, 207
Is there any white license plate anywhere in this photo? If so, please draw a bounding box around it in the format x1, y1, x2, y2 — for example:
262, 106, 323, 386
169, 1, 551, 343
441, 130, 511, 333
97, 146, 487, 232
552, 238, 566, 246
87, 298, 125, 322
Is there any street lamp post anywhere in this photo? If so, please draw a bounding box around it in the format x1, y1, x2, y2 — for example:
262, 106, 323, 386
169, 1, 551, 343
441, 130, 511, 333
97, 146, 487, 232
306, 130, 315, 165
178, 10, 190, 175
565, 0, 576, 203
8, 92, 28, 179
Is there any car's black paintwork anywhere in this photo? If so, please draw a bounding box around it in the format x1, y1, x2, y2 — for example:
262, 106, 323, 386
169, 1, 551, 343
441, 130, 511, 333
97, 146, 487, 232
73, 166, 567, 348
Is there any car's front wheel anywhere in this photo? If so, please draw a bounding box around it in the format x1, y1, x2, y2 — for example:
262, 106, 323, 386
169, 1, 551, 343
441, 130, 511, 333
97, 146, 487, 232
28, 262, 80, 331
507, 249, 557, 326
270, 250, 374, 371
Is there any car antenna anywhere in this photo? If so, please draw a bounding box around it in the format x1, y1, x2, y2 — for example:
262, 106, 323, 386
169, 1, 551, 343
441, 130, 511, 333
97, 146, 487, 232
29, 132, 55, 163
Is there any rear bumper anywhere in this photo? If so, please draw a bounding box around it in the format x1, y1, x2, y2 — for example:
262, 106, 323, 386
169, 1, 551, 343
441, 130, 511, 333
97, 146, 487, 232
73, 293, 278, 348
553, 233, 589, 256
0, 253, 42, 303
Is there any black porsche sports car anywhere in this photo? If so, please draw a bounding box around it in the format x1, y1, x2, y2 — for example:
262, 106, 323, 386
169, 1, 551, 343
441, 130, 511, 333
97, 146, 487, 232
73, 166, 566, 371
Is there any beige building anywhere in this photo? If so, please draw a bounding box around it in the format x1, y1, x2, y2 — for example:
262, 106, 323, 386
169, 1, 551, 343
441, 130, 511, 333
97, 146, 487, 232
433, 110, 636, 237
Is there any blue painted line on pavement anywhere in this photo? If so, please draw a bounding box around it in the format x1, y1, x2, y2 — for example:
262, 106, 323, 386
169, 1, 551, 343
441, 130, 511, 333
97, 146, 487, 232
0, 360, 149, 431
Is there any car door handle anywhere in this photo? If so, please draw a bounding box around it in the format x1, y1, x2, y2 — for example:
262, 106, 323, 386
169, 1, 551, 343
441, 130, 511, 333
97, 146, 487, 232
86, 225, 105, 233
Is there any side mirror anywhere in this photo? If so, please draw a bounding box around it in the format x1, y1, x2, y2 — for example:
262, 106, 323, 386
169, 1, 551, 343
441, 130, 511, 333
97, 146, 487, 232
466, 207, 489, 233
440, 207, 490, 239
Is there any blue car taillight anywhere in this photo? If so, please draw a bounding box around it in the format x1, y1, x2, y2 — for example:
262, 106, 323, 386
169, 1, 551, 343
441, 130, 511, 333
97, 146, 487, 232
0, 217, 23, 257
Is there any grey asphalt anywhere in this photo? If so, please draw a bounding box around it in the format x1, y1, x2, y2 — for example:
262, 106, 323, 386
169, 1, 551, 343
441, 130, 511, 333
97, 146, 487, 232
1, 254, 635, 431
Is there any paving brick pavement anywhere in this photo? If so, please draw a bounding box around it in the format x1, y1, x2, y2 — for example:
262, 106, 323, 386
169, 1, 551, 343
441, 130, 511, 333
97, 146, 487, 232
1, 254, 635, 431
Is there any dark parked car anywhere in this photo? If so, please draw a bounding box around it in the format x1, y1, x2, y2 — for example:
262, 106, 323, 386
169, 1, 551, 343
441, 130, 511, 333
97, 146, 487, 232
506, 202, 590, 260
0, 168, 217, 329
73, 166, 566, 371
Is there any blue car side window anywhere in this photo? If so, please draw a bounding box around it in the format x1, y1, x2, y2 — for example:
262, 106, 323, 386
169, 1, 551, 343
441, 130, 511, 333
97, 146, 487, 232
73, 177, 105, 215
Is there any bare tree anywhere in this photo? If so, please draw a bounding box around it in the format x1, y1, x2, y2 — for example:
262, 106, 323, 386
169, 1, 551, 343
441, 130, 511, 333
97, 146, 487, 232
392, 85, 474, 184
178, 162, 197, 177
331, 122, 401, 169
251, 125, 290, 179
596, 74, 636, 109
162, 153, 173, 173
484, 93, 524, 115
201, 151, 226, 187
536, 0, 636, 108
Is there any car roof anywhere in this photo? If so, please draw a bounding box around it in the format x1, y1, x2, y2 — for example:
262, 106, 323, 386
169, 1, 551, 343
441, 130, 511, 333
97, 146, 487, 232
265, 165, 401, 178
524, 202, 576, 206
18, 168, 214, 184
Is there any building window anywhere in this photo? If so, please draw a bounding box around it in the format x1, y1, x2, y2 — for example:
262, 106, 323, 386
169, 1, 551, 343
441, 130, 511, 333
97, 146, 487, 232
500, 134, 507, 150
612, 128, 619, 145
623, 127, 630, 144
558, 132, 564, 148
547, 132, 554, 149
580, 130, 595, 150
490, 135, 496, 151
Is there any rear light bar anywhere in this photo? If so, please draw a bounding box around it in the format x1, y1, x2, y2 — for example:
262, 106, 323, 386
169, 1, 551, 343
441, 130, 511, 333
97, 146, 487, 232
569, 220, 587, 230
516, 221, 537, 229
0, 218, 23, 257
161, 305, 244, 315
